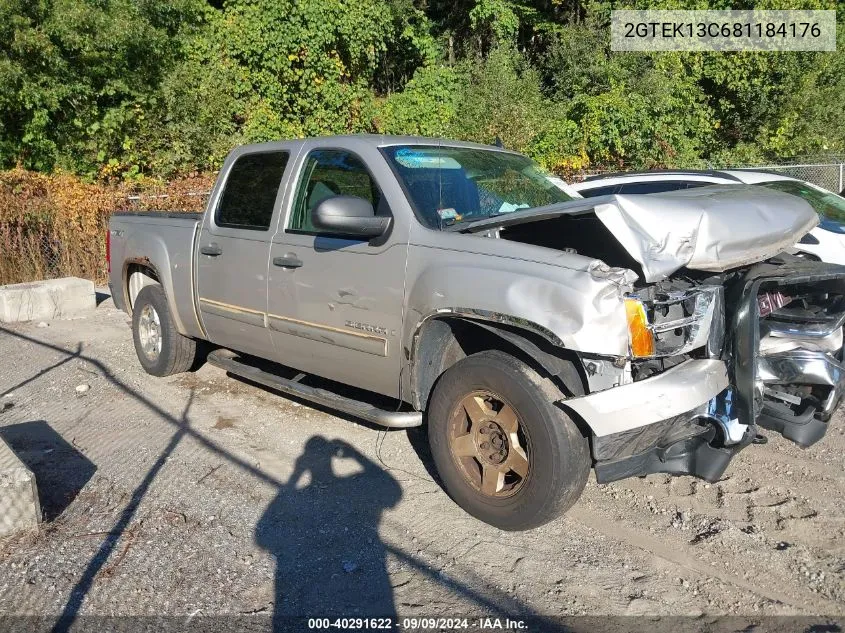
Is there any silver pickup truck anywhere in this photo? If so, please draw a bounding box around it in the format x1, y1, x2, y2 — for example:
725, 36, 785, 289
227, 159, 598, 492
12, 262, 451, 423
108, 135, 845, 530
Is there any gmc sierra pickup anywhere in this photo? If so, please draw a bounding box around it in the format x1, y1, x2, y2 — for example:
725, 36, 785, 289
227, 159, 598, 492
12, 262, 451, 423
108, 135, 845, 530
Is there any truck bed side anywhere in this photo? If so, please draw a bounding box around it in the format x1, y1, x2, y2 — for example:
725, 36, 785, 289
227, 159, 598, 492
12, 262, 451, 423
108, 212, 205, 339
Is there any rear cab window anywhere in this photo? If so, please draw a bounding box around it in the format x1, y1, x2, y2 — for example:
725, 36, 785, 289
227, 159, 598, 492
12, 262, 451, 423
216, 151, 290, 231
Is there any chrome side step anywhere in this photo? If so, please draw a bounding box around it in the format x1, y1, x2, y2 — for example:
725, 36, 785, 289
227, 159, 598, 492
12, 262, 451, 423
206, 349, 422, 429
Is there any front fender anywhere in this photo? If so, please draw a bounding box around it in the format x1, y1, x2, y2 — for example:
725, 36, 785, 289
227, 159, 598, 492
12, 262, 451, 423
402, 256, 633, 361
401, 243, 635, 405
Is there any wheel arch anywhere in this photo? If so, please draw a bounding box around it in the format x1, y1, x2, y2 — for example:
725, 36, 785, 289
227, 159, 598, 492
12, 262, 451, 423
124, 259, 162, 313
119, 247, 201, 338
409, 310, 589, 412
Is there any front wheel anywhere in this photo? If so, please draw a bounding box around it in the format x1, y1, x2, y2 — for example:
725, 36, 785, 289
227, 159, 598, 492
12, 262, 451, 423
427, 350, 590, 531
132, 284, 196, 377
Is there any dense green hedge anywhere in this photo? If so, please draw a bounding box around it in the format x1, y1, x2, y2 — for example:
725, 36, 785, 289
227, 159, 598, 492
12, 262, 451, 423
2, 0, 843, 179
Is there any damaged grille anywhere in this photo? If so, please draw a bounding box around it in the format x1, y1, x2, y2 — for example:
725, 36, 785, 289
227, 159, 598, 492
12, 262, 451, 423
757, 285, 845, 421
727, 260, 845, 445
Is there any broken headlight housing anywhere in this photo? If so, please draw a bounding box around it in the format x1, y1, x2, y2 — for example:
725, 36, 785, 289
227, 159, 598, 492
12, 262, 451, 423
625, 285, 724, 359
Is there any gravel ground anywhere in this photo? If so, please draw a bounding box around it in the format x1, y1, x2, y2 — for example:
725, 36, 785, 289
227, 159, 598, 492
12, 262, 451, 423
0, 295, 844, 631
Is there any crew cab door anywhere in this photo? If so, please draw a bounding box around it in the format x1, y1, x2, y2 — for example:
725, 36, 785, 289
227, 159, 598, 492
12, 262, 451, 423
196, 149, 293, 357
267, 146, 409, 398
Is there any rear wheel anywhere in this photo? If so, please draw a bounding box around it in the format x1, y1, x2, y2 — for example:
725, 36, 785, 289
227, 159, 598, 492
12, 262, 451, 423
427, 350, 590, 531
132, 284, 196, 376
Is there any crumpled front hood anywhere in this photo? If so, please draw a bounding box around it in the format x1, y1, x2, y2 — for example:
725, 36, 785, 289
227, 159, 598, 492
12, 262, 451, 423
593, 185, 819, 281
462, 185, 819, 282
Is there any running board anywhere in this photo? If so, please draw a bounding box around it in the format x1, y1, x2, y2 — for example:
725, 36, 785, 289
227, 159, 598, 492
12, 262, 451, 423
206, 349, 422, 429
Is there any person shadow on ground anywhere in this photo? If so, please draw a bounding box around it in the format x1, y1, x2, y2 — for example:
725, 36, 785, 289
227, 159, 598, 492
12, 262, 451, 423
256, 435, 402, 630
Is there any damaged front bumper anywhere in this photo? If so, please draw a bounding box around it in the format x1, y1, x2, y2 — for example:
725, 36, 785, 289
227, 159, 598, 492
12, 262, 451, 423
567, 259, 845, 484
590, 403, 743, 484
564, 359, 749, 483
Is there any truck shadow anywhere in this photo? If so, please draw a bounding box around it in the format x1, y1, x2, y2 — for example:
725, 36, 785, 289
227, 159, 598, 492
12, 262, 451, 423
0, 420, 96, 522
256, 436, 401, 627
1, 326, 571, 633
404, 425, 442, 486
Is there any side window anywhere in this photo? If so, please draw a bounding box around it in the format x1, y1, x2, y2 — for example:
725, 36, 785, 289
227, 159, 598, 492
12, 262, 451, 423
617, 181, 690, 195
289, 150, 382, 234
578, 184, 620, 198
216, 151, 289, 231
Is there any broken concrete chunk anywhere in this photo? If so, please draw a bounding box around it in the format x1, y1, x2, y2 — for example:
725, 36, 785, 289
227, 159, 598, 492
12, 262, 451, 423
0, 438, 41, 537
0, 277, 95, 323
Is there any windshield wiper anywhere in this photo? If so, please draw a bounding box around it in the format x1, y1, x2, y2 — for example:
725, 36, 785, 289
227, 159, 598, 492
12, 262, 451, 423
442, 210, 539, 233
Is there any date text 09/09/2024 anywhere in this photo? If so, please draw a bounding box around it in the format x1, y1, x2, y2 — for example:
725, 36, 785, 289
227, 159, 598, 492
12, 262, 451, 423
307, 617, 528, 630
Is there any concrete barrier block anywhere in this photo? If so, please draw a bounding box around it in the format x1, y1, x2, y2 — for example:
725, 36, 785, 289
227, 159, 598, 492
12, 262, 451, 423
0, 277, 95, 323
0, 437, 41, 537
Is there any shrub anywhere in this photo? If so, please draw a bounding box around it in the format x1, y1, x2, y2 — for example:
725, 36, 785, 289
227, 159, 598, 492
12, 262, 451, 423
0, 170, 213, 286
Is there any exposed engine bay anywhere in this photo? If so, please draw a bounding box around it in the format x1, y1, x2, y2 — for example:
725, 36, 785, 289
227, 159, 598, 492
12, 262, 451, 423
625, 256, 845, 451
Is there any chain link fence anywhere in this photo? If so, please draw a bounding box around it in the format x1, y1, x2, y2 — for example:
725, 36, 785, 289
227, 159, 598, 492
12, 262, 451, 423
0, 172, 214, 287
741, 162, 845, 193
3, 194, 213, 288
121, 191, 211, 209
579, 160, 845, 193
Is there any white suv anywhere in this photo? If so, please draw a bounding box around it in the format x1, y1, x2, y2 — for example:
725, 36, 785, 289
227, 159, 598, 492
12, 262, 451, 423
572, 170, 845, 265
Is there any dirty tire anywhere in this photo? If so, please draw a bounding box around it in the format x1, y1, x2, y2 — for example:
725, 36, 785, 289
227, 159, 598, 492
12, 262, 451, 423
132, 284, 196, 377
428, 350, 589, 531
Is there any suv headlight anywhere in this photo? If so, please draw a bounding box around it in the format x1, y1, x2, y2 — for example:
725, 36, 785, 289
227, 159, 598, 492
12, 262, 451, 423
625, 286, 724, 358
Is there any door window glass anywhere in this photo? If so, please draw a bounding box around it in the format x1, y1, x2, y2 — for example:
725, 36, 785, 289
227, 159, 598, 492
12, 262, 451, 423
216, 151, 289, 230
289, 150, 382, 233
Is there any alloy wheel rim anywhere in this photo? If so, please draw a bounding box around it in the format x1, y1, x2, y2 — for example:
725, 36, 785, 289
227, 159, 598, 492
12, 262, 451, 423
138, 304, 162, 361
447, 390, 530, 498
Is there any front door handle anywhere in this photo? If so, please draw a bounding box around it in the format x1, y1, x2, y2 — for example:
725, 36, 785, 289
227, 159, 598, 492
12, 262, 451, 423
273, 254, 303, 269
201, 243, 223, 256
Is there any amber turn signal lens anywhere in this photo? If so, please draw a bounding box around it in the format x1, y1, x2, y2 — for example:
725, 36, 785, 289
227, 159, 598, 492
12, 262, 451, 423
625, 299, 654, 358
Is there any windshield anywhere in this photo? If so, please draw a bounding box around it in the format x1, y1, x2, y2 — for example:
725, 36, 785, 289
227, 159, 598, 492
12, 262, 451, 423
760, 180, 845, 223
381, 145, 574, 229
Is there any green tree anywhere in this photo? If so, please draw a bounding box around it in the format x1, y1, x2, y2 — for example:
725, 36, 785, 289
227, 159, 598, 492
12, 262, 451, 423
218, 0, 433, 137
0, 0, 206, 175
376, 65, 462, 136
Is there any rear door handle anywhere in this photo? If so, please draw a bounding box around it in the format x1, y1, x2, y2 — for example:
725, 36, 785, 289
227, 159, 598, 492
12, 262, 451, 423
273, 254, 303, 269
201, 243, 223, 256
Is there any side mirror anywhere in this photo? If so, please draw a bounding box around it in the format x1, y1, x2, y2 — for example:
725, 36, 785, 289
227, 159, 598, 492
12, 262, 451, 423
312, 196, 390, 239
